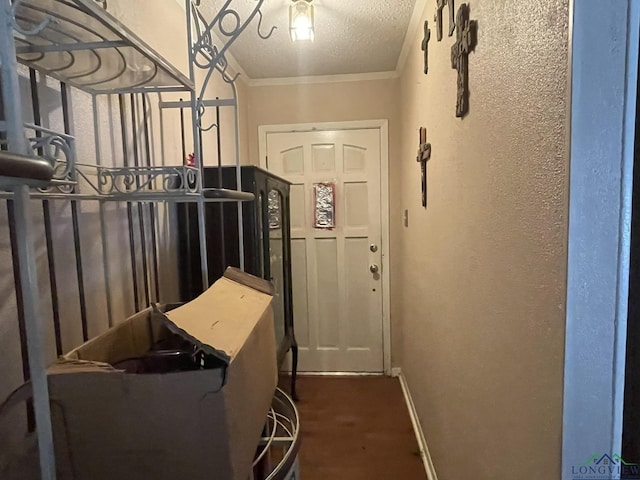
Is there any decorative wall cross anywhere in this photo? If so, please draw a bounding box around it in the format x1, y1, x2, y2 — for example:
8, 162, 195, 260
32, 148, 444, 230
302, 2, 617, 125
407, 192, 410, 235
421, 20, 431, 74
450, 3, 477, 118
434, 0, 455, 41
416, 127, 432, 208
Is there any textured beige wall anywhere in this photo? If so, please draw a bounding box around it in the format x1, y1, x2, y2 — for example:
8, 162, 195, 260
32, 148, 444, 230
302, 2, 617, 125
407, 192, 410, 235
397, 1, 570, 479
237, 77, 250, 164
108, 0, 189, 76
247, 79, 403, 365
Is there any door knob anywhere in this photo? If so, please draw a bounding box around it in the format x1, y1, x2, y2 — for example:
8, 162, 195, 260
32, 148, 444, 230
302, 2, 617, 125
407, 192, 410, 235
369, 264, 379, 274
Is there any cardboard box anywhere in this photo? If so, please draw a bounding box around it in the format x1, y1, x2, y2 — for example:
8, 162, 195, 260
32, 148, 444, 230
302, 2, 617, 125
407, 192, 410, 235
48, 268, 277, 480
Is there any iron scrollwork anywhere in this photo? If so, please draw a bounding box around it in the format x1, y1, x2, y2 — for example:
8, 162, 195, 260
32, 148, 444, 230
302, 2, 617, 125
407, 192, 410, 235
94, 165, 199, 195
29, 134, 74, 181
22, 124, 76, 192
0, 123, 77, 192
190, 0, 275, 132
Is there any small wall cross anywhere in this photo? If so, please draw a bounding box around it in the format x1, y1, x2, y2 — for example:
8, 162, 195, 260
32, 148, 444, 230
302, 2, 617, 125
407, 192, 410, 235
416, 127, 432, 208
434, 0, 455, 41
421, 20, 431, 74
450, 3, 477, 118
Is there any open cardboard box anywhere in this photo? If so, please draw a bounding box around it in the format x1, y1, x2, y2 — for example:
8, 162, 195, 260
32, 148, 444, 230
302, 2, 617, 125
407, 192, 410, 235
48, 268, 277, 480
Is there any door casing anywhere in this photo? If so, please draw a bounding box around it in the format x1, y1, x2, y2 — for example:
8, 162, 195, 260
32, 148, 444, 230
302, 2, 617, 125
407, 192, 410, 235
258, 119, 391, 375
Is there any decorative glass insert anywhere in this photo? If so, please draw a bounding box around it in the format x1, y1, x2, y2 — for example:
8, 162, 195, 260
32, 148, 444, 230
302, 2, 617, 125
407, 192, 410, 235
268, 189, 281, 230
313, 182, 336, 229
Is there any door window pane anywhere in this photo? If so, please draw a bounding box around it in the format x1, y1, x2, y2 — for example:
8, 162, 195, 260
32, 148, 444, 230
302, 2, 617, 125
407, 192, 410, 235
313, 182, 336, 229
268, 189, 286, 347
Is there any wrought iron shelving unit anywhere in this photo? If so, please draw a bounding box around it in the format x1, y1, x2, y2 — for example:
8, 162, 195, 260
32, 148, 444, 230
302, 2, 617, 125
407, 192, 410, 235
0, 1, 273, 478
253, 388, 301, 480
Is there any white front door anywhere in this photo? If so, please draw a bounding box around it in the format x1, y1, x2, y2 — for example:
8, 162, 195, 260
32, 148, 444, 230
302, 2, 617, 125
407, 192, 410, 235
264, 128, 384, 372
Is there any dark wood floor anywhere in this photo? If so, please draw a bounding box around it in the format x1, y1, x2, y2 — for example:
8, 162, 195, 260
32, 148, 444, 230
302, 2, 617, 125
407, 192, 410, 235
2, 376, 425, 479
279, 375, 426, 480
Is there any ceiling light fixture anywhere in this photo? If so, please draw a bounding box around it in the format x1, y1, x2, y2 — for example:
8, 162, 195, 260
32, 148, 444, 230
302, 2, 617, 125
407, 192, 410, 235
289, 0, 315, 42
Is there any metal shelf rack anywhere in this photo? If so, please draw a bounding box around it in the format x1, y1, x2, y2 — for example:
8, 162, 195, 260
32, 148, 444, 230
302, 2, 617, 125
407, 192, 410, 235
253, 388, 301, 480
0, 1, 274, 479
12, 0, 194, 94
5, 0, 261, 203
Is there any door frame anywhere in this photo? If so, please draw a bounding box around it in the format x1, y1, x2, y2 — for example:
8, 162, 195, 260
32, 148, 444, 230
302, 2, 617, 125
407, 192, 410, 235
562, 1, 640, 478
258, 119, 391, 375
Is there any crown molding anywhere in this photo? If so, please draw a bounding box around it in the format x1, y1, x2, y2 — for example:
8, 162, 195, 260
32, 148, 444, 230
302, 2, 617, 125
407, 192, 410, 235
247, 70, 399, 87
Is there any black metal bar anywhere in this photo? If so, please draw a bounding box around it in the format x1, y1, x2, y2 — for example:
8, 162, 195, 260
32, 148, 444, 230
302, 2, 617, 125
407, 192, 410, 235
142, 94, 160, 302
69, 202, 88, 341
0, 77, 5, 152
0, 78, 9, 151
215, 99, 223, 185
179, 100, 193, 299
61, 82, 89, 342
198, 126, 204, 179
215, 99, 226, 269
42, 201, 62, 355
6, 201, 35, 431
179, 99, 187, 163
30, 69, 62, 355
119, 94, 140, 312
28, 70, 43, 156
130, 94, 150, 307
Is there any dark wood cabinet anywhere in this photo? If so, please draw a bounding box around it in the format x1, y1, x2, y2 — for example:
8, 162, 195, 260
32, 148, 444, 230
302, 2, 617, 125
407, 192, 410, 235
178, 166, 297, 399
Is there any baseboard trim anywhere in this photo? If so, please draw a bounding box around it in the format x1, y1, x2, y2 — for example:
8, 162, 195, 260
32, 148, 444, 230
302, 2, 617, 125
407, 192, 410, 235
294, 371, 384, 376
393, 368, 439, 480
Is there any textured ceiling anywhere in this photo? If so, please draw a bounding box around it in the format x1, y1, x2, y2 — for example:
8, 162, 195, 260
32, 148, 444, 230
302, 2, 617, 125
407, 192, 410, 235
197, 0, 418, 79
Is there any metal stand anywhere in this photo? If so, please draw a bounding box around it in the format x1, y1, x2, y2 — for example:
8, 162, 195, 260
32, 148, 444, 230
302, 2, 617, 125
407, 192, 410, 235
12, 185, 56, 480
185, 0, 275, 275
252, 388, 301, 480
1, 0, 56, 477
0, 3, 276, 478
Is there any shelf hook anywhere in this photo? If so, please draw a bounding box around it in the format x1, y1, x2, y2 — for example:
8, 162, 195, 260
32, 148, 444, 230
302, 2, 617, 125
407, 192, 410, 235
196, 103, 218, 133
216, 57, 240, 84
256, 8, 276, 40
221, 69, 240, 84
